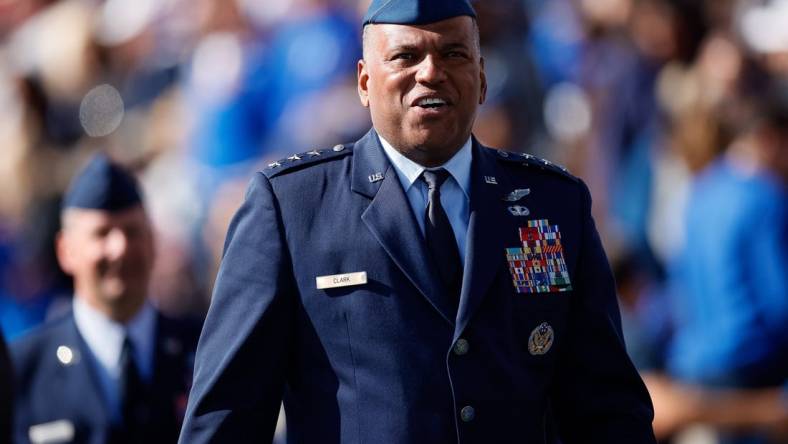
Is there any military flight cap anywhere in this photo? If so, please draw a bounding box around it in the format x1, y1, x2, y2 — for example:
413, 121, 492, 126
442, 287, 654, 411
362, 0, 476, 26
62, 153, 143, 211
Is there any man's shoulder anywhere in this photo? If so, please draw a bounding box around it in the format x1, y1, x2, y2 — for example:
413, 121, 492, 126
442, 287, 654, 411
479, 145, 580, 184
261, 143, 354, 180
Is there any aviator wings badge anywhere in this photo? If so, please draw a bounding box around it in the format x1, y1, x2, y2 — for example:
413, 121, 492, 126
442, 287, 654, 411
502, 188, 530, 202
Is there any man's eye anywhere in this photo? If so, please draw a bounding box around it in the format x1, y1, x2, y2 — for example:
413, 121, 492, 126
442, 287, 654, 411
392, 53, 414, 61
93, 228, 110, 238
447, 51, 466, 58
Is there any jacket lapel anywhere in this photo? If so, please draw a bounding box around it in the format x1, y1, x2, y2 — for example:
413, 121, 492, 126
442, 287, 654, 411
455, 142, 510, 338
353, 130, 456, 326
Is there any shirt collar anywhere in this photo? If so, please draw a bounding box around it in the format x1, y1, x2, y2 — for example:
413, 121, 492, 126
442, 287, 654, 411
73, 297, 156, 377
378, 133, 472, 199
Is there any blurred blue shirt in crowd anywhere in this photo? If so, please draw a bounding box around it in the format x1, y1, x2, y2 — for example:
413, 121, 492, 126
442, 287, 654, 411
668, 158, 788, 388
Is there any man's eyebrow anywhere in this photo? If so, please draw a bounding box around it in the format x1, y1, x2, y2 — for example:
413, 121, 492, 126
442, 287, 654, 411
440, 42, 471, 51
386, 43, 420, 53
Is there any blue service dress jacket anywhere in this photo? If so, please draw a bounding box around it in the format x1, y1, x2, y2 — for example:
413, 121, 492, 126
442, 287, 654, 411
11, 311, 199, 444
180, 129, 656, 444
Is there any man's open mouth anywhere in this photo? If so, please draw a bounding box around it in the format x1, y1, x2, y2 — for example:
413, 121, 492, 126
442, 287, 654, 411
416, 97, 448, 109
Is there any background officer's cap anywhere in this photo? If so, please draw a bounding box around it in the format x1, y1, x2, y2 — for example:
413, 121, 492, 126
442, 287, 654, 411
362, 0, 477, 27
62, 153, 143, 212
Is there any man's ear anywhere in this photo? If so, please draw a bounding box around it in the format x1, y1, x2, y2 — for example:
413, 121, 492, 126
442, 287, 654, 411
55, 231, 75, 275
479, 56, 487, 105
358, 59, 370, 107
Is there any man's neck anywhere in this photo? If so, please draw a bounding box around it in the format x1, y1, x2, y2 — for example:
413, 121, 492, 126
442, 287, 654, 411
75, 293, 146, 324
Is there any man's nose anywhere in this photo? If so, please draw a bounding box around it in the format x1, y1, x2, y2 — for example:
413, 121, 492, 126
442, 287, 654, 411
415, 55, 447, 85
105, 228, 128, 259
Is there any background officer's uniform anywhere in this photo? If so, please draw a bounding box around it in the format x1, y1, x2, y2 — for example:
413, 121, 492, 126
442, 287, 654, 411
10, 155, 200, 444
180, 128, 656, 443
12, 308, 199, 444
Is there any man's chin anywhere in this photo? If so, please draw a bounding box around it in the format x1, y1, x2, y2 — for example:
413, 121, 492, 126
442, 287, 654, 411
402, 129, 456, 149
99, 279, 129, 301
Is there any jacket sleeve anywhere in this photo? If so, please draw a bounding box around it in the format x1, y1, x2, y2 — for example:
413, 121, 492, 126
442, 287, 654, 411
551, 180, 657, 443
179, 172, 295, 443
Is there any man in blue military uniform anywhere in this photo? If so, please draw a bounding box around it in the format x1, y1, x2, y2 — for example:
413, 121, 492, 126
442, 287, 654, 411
11, 154, 200, 444
179, 0, 656, 442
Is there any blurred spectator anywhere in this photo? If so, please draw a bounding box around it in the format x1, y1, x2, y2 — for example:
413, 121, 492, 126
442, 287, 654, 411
666, 86, 788, 443
614, 251, 673, 372
11, 154, 200, 444
645, 374, 788, 443
184, 0, 364, 178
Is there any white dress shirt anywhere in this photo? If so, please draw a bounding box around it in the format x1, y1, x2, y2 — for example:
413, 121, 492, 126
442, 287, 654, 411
73, 297, 156, 423
378, 134, 472, 266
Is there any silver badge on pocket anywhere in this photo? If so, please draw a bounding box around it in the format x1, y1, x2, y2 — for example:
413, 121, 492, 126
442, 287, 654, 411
528, 322, 554, 355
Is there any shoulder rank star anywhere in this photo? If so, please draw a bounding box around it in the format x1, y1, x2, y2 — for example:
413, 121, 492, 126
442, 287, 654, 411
307, 150, 321, 157
268, 161, 281, 168
508, 205, 530, 216
287, 154, 301, 161
502, 188, 530, 202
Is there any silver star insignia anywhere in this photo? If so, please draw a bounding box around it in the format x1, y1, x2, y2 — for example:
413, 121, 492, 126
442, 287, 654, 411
268, 161, 281, 168
307, 150, 321, 157
288, 154, 302, 161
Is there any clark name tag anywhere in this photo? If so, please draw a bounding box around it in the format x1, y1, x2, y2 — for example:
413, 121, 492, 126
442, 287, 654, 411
316, 272, 367, 290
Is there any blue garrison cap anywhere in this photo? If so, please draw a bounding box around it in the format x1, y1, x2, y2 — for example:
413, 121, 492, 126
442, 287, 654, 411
363, 0, 476, 26
62, 154, 143, 212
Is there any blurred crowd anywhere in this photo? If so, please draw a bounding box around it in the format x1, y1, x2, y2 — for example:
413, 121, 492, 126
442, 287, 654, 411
0, 0, 786, 443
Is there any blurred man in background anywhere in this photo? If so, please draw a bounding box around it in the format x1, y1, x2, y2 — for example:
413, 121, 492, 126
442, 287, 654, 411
11, 154, 199, 444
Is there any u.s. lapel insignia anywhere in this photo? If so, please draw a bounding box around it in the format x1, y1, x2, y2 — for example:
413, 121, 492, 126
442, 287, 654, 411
508, 205, 530, 216
505, 219, 572, 293
484, 176, 498, 185
528, 322, 554, 355
368, 172, 384, 183
503, 188, 530, 202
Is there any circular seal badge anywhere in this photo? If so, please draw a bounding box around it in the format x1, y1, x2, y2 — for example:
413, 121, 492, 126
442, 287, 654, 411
528, 322, 554, 356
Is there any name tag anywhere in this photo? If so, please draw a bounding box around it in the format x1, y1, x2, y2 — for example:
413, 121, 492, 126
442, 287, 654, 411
316, 271, 367, 290
29, 419, 74, 444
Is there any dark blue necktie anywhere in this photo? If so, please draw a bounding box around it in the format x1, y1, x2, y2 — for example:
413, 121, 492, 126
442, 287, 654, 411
421, 169, 463, 310
114, 336, 147, 443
